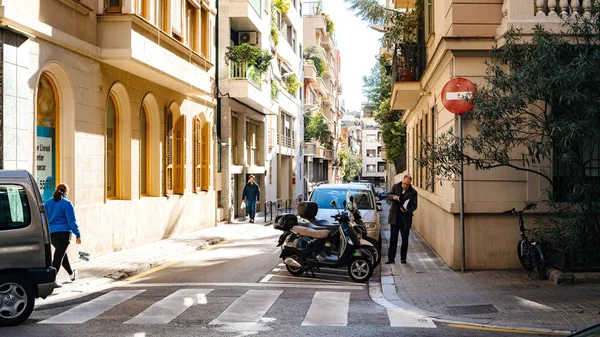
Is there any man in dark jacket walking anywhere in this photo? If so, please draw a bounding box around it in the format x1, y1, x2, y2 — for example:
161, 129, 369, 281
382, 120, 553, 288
242, 175, 261, 223
385, 175, 418, 264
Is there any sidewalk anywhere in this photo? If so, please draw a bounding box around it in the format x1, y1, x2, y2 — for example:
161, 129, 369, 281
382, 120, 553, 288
380, 220, 600, 332
36, 217, 270, 308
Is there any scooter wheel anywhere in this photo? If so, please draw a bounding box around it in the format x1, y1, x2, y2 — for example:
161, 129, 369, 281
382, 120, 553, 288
348, 257, 373, 283
285, 256, 305, 276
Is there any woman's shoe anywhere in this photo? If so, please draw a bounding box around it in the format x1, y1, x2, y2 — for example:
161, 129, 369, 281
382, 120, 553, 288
70, 270, 78, 281
53, 282, 63, 288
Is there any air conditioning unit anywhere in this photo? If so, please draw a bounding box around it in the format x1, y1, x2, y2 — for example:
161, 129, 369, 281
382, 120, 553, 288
238, 32, 258, 45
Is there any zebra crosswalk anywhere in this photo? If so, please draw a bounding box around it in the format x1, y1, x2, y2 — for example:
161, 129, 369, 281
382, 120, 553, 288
36, 287, 437, 329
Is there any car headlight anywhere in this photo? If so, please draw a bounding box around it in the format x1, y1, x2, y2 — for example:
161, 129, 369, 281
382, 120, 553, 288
365, 222, 377, 230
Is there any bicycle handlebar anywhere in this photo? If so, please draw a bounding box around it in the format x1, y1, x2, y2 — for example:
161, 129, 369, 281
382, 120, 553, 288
503, 202, 538, 214
502, 208, 515, 214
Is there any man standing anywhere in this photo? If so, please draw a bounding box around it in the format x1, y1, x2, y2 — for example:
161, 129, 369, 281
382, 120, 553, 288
242, 175, 261, 223
385, 175, 418, 264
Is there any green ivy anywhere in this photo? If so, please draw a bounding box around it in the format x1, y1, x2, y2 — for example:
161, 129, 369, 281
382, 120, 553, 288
271, 81, 279, 100
284, 74, 301, 95
273, 0, 290, 14
270, 0, 290, 46
224, 44, 273, 74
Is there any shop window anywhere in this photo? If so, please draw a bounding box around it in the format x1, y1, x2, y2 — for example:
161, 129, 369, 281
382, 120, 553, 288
36, 73, 59, 201
106, 94, 119, 198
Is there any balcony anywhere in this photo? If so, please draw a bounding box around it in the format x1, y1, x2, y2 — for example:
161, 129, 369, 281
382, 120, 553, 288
497, 0, 586, 41
230, 0, 264, 33
229, 61, 271, 112
320, 33, 334, 51
390, 44, 424, 111
304, 62, 317, 84
312, 77, 327, 96
304, 142, 326, 158
98, 15, 213, 102
278, 134, 296, 156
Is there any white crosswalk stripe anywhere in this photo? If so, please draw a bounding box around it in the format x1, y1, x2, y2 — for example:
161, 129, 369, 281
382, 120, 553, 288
125, 289, 213, 325
37, 287, 437, 328
39, 290, 145, 324
208, 289, 283, 325
302, 291, 350, 326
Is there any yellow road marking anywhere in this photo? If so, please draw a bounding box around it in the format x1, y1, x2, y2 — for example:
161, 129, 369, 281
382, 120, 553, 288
448, 323, 570, 335
124, 238, 232, 282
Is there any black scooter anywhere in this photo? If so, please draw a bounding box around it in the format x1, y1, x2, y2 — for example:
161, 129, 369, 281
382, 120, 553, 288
274, 198, 375, 283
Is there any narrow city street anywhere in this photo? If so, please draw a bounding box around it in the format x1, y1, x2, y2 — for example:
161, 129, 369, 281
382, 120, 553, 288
4, 218, 554, 337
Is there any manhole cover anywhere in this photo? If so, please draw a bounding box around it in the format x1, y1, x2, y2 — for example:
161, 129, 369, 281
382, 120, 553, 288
447, 304, 498, 315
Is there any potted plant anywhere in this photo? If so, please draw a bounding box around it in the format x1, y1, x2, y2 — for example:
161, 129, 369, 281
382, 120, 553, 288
225, 44, 273, 80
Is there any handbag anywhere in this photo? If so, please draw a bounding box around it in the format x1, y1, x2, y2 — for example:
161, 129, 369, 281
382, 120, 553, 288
240, 201, 246, 210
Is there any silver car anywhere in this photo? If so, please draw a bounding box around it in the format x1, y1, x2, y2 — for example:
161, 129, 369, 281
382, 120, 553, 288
309, 183, 382, 244
0, 170, 55, 326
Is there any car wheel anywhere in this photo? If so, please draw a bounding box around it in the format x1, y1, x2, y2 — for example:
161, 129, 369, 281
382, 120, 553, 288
0, 274, 35, 327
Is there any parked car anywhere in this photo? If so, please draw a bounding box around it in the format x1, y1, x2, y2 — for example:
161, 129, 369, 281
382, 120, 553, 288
309, 183, 381, 246
0, 170, 56, 326
568, 323, 600, 336
375, 187, 387, 199
351, 181, 378, 201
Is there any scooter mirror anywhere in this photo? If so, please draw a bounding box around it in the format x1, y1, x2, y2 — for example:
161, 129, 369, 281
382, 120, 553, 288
330, 200, 337, 208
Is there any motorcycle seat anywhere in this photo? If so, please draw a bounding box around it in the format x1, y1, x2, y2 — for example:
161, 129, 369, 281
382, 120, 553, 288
292, 225, 329, 239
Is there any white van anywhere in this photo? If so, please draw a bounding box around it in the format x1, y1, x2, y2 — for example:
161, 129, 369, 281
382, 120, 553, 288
0, 170, 55, 326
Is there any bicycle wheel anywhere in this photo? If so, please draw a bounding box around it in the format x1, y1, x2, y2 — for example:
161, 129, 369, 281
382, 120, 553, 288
517, 240, 534, 271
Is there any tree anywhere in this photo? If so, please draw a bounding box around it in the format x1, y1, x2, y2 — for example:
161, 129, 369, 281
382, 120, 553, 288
340, 150, 362, 181
417, 14, 600, 251
362, 56, 406, 172
304, 111, 329, 143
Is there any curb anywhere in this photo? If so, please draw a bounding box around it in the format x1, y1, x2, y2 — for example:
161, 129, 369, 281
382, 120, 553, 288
549, 268, 600, 285
371, 272, 573, 335
34, 236, 226, 310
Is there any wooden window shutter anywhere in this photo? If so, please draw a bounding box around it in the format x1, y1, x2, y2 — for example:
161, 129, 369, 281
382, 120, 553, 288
182, 116, 187, 193
165, 110, 174, 195
201, 123, 210, 191
194, 117, 202, 193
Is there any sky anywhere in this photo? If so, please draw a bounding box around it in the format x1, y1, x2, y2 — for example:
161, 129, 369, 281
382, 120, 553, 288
320, 0, 385, 114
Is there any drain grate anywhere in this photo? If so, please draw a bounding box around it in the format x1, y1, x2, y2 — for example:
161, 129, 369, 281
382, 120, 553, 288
447, 304, 499, 315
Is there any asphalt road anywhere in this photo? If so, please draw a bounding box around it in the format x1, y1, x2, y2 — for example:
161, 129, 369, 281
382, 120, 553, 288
4, 221, 555, 337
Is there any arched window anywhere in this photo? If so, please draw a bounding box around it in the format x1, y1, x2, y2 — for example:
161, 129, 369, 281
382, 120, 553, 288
173, 116, 186, 194
106, 94, 118, 198
201, 122, 210, 191
140, 105, 149, 196
36, 73, 59, 201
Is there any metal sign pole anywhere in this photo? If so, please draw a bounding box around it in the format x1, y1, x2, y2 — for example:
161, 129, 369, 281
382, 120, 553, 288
459, 114, 466, 273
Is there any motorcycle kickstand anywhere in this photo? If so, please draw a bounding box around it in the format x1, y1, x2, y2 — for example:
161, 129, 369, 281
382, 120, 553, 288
305, 268, 316, 278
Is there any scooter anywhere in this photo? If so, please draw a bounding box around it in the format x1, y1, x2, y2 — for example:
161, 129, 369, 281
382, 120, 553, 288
274, 197, 375, 283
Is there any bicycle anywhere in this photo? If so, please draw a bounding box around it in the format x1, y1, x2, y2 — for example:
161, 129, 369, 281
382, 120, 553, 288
503, 202, 548, 279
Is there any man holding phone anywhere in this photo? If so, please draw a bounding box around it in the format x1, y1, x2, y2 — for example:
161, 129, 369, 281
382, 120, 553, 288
385, 175, 418, 264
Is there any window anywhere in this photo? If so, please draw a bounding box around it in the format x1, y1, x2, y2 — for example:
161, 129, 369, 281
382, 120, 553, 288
36, 73, 59, 201
310, 188, 374, 210
247, 122, 259, 165
378, 162, 386, 173
0, 186, 31, 231
106, 94, 119, 198
367, 149, 376, 157
136, 0, 150, 19
425, 0, 434, 38
172, 0, 184, 40
174, 116, 187, 194
200, 7, 210, 58
140, 105, 149, 196
186, 1, 199, 52
367, 164, 376, 173
201, 123, 210, 191
165, 110, 174, 195
105, 0, 122, 13
194, 117, 202, 192
158, 0, 168, 31
232, 116, 239, 165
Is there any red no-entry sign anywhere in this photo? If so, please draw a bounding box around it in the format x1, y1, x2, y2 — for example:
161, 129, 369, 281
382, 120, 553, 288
441, 78, 476, 115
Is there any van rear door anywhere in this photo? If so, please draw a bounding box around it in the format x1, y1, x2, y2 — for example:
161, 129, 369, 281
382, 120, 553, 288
0, 172, 47, 270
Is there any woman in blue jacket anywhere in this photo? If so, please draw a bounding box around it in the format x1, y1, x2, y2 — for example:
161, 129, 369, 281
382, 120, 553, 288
45, 183, 81, 287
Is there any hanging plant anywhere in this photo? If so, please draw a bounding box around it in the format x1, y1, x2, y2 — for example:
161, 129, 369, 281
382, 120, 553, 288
321, 12, 335, 35
284, 74, 301, 95
272, 0, 290, 14
270, 0, 290, 46
302, 45, 326, 77
224, 43, 273, 74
